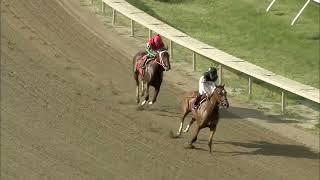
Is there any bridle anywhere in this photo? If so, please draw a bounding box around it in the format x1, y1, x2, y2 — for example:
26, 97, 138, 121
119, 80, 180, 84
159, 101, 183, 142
212, 87, 228, 107
155, 50, 169, 69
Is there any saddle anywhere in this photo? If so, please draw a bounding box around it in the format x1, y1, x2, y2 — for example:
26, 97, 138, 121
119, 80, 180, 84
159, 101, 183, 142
192, 94, 207, 110
135, 55, 153, 76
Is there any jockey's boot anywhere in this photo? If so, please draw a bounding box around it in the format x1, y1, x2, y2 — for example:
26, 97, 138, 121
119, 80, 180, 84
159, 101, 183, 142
141, 60, 147, 69
141, 57, 149, 69
142, 55, 155, 69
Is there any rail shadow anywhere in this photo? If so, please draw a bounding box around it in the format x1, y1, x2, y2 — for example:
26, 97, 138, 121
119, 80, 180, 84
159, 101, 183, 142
211, 140, 319, 160
220, 106, 314, 124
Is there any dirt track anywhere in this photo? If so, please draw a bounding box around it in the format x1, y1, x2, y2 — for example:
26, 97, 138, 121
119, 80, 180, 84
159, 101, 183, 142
1, 0, 319, 179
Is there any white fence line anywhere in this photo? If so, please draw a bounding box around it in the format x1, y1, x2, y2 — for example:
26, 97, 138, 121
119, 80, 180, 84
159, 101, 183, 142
98, 0, 319, 110
266, 0, 320, 25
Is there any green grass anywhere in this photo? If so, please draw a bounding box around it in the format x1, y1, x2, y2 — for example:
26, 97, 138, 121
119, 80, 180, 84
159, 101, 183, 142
125, 0, 320, 89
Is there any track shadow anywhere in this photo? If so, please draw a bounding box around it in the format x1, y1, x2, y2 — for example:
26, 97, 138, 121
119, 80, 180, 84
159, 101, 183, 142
146, 105, 181, 118
212, 140, 319, 159
221, 106, 312, 124
154, 0, 192, 4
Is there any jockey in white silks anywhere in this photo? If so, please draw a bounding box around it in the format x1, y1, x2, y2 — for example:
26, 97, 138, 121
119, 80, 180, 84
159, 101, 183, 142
193, 67, 218, 110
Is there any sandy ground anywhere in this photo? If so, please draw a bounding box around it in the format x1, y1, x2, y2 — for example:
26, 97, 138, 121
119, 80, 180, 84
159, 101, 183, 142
1, 0, 319, 179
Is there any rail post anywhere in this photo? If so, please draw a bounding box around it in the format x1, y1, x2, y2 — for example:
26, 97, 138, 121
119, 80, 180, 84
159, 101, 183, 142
169, 40, 173, 61
281, 91, 286, 112
248, 77, 253, 99
148, 29, 152, 39
112, 9, 116, 25
102, 2, 105, 14
218, 64, 222, 84
192, 51, 196, 71
131, 19, 135, 37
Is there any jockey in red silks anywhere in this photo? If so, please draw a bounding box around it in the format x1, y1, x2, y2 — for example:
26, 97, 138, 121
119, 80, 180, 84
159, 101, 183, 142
146, 34, 165, 59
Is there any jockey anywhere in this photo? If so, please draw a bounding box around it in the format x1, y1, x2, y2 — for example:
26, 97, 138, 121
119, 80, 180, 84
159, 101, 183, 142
146, 34, 165, 59
193, 67, 218, 110
141, 34, 165, 69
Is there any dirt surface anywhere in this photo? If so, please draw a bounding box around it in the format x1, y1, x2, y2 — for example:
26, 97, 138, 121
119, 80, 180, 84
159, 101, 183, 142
1, 0, 319, 179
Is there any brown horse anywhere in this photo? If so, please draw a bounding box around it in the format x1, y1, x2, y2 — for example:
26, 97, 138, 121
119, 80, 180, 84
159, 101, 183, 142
174, 85, 229, 153
133, 48, 170, 106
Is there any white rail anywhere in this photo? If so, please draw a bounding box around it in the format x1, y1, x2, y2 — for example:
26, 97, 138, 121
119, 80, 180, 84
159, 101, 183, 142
99, 0, 319, 110
266, 0, 320, 25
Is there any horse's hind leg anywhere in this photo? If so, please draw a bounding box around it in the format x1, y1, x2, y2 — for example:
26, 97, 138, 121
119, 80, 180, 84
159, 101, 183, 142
183, 117, 195, 133
176, 110, 189, 137
176, 99, 191, 136
141, 81, 145, 97
208, 124, 217, 153
134, 72, 140, 104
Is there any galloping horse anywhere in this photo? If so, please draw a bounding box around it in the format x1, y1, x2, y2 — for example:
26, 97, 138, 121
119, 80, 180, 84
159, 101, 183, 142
174, 85, 229, 153
133, 48, 170, 106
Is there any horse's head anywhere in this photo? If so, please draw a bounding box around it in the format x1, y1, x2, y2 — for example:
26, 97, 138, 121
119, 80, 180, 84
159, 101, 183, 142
155, 48, 171, 71
210, 84, 229, 108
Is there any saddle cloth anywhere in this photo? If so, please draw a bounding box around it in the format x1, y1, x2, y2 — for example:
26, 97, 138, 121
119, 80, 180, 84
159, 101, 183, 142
135, 55, 148, 76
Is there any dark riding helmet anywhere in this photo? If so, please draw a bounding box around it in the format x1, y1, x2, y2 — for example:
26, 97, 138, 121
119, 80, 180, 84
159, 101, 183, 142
204, 67, 218, 82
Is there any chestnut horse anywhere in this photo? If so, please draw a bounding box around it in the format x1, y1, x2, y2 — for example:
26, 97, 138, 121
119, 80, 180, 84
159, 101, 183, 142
133, 49, 170, 106
174, 85, 229, 153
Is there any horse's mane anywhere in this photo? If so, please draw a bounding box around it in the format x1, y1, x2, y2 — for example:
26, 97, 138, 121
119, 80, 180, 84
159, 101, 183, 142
206, 85, 225, 105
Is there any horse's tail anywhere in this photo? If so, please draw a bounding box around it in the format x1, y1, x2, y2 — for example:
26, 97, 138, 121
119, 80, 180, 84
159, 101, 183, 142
132, 50, 147, 73
182, 91, 198, 99
132, 53, 138, 73
181, 91, 198, 113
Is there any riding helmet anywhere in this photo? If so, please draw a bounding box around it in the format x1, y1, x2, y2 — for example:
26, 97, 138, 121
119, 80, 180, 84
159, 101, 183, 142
204, 67, 218, 82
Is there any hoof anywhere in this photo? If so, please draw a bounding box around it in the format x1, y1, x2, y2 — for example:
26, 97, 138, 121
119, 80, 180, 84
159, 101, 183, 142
136, 99, 140, 104
141, 100, 147, 106
148, 101, 153, 105
184, 143, 195, 149
182, 129, 189, 133
169, 130, 181, 139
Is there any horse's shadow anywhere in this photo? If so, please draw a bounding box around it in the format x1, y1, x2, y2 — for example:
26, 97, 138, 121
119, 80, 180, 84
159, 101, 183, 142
185, 146, 208, 152
205, 140, 320, 159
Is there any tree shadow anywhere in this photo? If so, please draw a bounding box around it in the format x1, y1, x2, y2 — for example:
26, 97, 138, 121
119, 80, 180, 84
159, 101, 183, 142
126, 0, 160, 19
212, 140, 319, 160
155, 0, 192, 4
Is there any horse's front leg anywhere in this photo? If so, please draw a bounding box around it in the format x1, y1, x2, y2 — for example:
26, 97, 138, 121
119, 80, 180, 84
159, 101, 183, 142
149, 86, 160, 105
140, 81, 145, 97
208, 124, 217, 153
185, 125, 200, 149
141, 84, 150, 106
